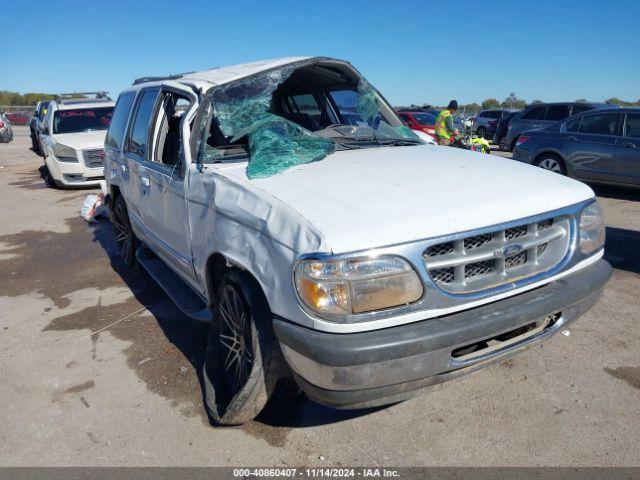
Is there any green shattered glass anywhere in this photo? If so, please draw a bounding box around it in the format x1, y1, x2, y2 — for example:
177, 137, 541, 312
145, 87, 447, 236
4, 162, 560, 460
207, 62, 335, 178
246, 115, 335, 179
356, 77, 380, 125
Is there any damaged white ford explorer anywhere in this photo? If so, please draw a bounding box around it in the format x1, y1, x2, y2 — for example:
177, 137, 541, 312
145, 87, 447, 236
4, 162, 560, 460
104, 57, 610, 425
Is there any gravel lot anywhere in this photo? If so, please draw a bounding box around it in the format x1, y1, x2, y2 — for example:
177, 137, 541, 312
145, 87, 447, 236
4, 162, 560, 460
1, 126, 638, 466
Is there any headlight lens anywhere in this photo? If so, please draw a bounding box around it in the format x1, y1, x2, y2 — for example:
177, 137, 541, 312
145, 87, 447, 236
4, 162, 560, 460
295, 255, 423, 318
53, 144, 78, 163
579, 201, 605, 254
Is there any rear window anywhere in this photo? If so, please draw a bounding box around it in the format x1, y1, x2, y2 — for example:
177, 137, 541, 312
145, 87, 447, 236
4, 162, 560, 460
578, 113, 620, 136
521, 106, 545, 120
545, 105, 570, 121
571, 104, 593, 115
105, 92, 136, 150
53, 107, 113, 134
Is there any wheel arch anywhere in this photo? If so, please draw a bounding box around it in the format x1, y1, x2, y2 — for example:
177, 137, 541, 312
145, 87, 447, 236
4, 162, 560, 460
204, 252, 271, 313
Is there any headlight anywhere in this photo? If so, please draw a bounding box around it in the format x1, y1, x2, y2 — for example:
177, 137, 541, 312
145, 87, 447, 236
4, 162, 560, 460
579, 201, 605, 254
53, 144, 78, 163
294, 255, 423, 319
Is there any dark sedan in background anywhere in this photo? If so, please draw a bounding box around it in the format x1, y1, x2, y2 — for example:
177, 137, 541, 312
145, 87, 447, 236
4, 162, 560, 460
513, 108, 640, 188
493, 111, 520, 151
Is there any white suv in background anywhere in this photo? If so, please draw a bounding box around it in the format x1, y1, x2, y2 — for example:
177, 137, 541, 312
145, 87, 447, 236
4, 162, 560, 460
39, 93, 115, 188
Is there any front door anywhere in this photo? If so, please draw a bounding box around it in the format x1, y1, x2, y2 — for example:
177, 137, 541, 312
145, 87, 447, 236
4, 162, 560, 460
138, 86, 199, 285
614, 112, 640, 186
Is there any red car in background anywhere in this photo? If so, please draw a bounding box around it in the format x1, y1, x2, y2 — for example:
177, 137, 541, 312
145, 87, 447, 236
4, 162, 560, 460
397, 110, 437, 139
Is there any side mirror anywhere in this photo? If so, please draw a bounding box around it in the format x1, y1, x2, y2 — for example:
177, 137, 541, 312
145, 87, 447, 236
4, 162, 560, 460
40, 125, 49, 135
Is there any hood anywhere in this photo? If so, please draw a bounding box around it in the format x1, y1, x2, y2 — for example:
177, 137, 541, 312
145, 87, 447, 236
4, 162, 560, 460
51, 130, 107, 150
220, 145, 594, 253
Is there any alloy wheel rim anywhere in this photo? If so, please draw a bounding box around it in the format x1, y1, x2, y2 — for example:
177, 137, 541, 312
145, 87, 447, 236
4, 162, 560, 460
112, 202, 134, 264
539, 158, 561, 173
219, 286, 254, 393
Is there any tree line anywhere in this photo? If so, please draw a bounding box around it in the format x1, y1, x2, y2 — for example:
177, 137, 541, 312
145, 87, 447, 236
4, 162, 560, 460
405, 94, 640, 113
0, 91, 56, 106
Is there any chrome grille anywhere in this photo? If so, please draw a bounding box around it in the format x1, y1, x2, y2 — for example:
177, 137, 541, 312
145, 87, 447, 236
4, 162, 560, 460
423, 216, 570, 294
426, 242, 454, 257
464, 233, 493, 250
83, 149, 105, 168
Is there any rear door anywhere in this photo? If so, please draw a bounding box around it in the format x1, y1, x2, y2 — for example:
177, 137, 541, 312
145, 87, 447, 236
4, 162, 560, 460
104, 90, 137, 210
614, 112, 640, 186
121, 87, 161, 239
565, 112, 621, 182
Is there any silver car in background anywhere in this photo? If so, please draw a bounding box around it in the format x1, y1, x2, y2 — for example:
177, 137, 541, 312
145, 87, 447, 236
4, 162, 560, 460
0, 113, 14, 143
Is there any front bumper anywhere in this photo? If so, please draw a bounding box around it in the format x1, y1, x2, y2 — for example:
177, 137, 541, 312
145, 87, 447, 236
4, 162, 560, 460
46, 156, 104, 187
274, 259, 610, 409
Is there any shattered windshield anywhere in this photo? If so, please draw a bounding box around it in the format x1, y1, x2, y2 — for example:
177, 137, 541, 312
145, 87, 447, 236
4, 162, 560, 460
198, 60, 422, 179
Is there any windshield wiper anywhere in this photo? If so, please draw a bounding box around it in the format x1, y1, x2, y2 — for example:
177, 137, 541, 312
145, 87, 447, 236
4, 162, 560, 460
373, 138, 423, 146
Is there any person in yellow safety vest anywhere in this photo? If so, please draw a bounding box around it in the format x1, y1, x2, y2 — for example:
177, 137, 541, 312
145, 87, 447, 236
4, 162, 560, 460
435, 100, 460, 146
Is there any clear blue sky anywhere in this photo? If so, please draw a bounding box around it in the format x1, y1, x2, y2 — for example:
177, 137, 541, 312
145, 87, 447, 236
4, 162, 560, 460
2, 0, 638, 106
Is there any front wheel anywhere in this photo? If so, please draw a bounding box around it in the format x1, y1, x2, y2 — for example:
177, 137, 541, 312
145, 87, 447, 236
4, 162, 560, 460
476, 126, 486, 139
203, 270, 282, 425
535, 155, 566, 175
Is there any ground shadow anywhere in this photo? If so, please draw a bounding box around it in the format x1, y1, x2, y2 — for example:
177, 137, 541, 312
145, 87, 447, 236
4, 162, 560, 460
604, 226, 640, 274
90, 219, 383, 432
89, 220, 210, 415
593, 185, 640, 202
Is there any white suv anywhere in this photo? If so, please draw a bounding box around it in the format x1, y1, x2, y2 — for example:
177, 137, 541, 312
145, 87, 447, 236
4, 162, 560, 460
104, 57, 610, 425
39, 93, 115, 188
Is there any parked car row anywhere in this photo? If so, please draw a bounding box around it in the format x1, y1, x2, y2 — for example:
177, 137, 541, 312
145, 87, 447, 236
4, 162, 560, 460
472, 108, 518, 140
513, 107, 640, 187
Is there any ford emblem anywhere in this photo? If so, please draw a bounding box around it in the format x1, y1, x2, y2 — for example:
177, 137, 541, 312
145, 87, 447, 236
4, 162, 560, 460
496, 244, 524, 258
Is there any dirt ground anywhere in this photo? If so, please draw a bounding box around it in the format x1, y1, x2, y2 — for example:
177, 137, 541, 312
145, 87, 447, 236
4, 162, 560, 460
0, 126, 639, 466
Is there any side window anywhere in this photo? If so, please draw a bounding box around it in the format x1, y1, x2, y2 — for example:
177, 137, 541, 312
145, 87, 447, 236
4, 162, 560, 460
478, 111, 489, 118
153, 92, 191, 168
125, 88, 160, 159
565, 116, 581, 133
623, 113, 640, 138
578, 113, 620, 136
488, 111, 501, 119
545, 105, 571, 121
43, 107, 53, 132
105, 92, 136, 150
571, 104, 592, 115
521, 106, 545, 120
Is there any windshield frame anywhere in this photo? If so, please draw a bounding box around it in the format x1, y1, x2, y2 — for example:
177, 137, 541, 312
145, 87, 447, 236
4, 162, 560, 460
196, 58, 423, 167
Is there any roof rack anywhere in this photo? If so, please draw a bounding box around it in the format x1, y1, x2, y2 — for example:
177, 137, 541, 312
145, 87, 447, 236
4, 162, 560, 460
132, 71, 196, 85
54, 91, 111, 103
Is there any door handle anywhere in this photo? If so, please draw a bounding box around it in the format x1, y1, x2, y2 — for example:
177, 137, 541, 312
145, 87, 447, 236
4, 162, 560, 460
141, 176, 150, 187
566, 136, 576, 141
622, 142, 636, 148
